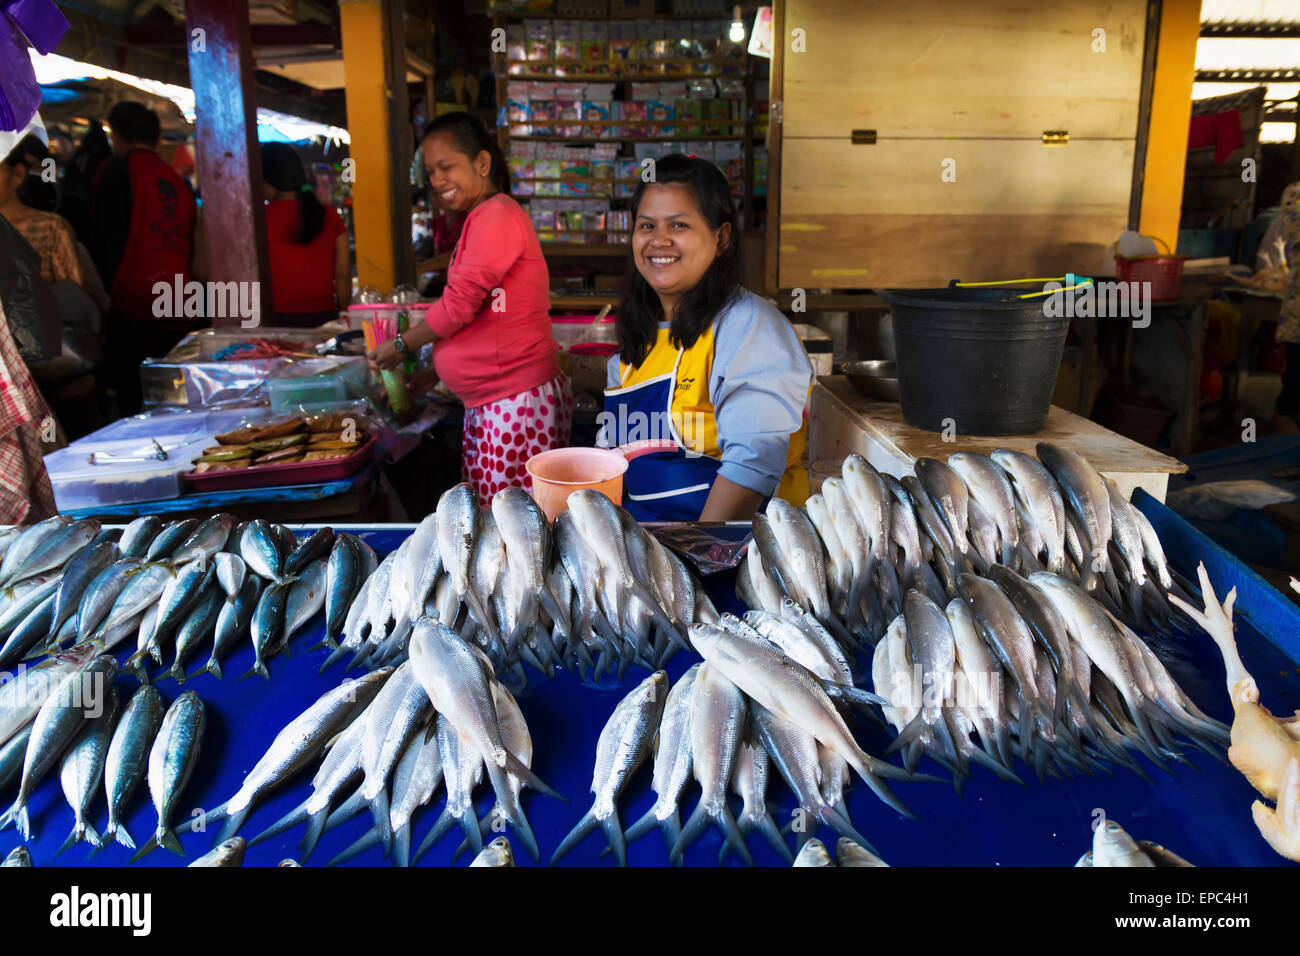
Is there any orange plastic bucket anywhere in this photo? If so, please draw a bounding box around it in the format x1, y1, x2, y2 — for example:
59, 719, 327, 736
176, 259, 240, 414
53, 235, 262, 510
526, 439, 677, 521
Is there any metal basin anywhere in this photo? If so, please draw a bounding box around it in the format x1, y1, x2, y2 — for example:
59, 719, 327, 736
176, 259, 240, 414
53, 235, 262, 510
843, 360, 899, 401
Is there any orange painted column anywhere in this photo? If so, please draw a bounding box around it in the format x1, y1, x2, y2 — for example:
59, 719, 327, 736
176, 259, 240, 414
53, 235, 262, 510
1138, 0, 1200, 249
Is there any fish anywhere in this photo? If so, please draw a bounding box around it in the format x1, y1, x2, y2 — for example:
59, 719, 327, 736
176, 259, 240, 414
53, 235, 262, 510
625, 663, 699, 856
0, 572, 62, 643
837, 837, 889, 866
948, 452, 1019, 565
991, 448, 1066, 574
159, 582, 225, 684
241, 580, 291, 680
171, 513, 236, 566
51, 541, 119, 639
133, 690, 207, 859
214, 553, 246, 600
194, 670, 389, 847
1138, 840, 1194, 867
0, 593, 57, 670
0, 654, 118, 840
284, 527, 335, 578
0, 643, 99, 750
415, 715, 486, 863
280, 558, 328, 650
323, 534, 362, 644
1037, 443, 1112, 589
95, 562, 174, 645
915, 457, 971, 560
194, 575, 262, 681
435, 483, 498, 644
1130, 505, 1173, 591
239, 519, 284, 581
0, 725, 33, 793
277, 858, 301, 867
1092, 818, 1155, 867
884, 590, 965, 777
98, 685, 164, 851
470, 836, 515, 867
145, 519, 199, 562
493, 487, 571, 644
689, 622, 921, 818
188, 836, 245, 867
765, 498, 837, 635
74, 558, 142, 643
0, 516, 78, 587
1, 844, 31, 866
118, 516, 162, 560
731, 733, 790, 862
673, 662, 751, 864
792, 838, 834, 867
385, 723, 444, 867
552, 670, 668, 865
56, 685, 120, 854
134, 559, 213, 668
358, 661, 430, 828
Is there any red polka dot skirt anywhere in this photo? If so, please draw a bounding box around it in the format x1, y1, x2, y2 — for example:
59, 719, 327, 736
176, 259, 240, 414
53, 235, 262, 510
461, 373, 573, 506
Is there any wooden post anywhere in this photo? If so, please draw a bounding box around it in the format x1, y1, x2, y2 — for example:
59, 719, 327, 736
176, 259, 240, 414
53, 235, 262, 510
339, 0, 414, 293
185, 0, 272, 329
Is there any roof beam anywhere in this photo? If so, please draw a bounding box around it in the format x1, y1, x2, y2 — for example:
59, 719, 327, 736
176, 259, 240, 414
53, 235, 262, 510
1200, 22, 1300, 38
123, 22, 339, 47
1196, 69, 1300, 82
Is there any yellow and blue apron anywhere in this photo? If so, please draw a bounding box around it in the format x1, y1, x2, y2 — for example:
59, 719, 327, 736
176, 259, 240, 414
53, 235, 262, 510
604, 324, 809, 522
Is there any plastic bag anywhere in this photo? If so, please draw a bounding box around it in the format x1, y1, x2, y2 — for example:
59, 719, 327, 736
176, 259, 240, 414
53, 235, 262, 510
0, 215, 60, 361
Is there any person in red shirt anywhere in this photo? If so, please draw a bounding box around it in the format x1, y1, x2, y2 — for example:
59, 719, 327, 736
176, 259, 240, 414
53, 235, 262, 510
261, 142, 351, 326
91, 101, 200, 414
368, 112, 570, 504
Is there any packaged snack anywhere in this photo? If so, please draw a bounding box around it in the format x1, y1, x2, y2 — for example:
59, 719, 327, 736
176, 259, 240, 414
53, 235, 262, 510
507, 25, 527, 75
618, 99, 649, 139
524, 18, 553, 65
717, 77, 744, 100
674, 100, 703, 137
608, 20, 636, 74
506, 82, 531, 135
687, 78, 717, 99
553, 18, 580, 77
714, 141, 743, 183
581, 19, 608, 75
704, 99, 732, 135
582, 100, 611, 139
647, 99, 675, 138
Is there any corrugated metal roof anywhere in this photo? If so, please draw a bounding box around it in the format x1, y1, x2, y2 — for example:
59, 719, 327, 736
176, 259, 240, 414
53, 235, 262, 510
1201, 0, 1300, 27
1197, 37, 1300, 70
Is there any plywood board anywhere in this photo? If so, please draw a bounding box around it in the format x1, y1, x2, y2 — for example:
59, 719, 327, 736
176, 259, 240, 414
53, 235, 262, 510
782, 0, 1146, 139
777, 212, 1125, 288
781, 139, 1134, 217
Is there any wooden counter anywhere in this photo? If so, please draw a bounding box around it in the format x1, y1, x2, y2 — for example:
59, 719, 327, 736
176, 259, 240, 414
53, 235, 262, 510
809, 376, 1187, 503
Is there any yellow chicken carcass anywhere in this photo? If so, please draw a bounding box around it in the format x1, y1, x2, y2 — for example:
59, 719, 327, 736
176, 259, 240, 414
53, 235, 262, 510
1169, 564, 1300, 862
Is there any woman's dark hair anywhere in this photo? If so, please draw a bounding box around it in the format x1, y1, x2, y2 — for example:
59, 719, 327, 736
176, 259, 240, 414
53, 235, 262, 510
617, 154, 743, 369
420, 111, 510, 195
260, 142, 325, 245
107, 101, 161, 147
4, 135, 56, 212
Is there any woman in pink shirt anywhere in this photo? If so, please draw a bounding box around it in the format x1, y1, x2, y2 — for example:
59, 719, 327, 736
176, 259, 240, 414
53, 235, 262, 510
369, 113, 570, 503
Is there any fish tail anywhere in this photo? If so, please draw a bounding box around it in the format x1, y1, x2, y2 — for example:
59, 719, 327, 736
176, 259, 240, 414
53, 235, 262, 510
393, 825, 412, 868
176, 799, 228, 836
298, 809, 330, 863
249, 799, 309, 848
216, 807, 250, 845
319, 643, 350, 673
237, 660, 270, 682
511, 812, 541, 863
671, 802, 710, 865
883, 712, 929, 759
851, 757, 919, 821
936, 710, 969, 777
370, 790, 393, 856
550, 807, 598, 865
716, 806, 753, 866
969, 746, 1027, 787
454, 807, 484, 859
820, 803, 881, 857
754, 812, 792, 863
116, 823, 136, 851
503, 749, 566, 801
158, 825, 184, 856
325, 825, 382, 867
126, 834, 159, 864
414, 808, 457, 865
56, 821, 83, 857
624, 805, 660, 846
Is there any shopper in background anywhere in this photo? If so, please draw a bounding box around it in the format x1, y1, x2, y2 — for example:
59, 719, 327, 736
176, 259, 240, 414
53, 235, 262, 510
368, 111, 570, 504
0, 293, 58, 522
1271, 180, 1300, 433
261, 142, 351, 326
92, 101, 201, 415
59, 119, 111, 248
605, 154, 812, 522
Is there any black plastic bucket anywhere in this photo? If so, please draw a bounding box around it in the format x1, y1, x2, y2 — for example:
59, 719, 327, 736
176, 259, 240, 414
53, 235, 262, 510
880, 287, 1069, 435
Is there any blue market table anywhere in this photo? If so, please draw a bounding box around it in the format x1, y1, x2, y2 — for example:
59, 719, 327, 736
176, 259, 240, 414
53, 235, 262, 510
6, 496, 1299, 867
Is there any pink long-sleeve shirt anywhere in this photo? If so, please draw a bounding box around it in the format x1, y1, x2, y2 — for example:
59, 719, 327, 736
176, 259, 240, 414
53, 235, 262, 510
425, 194, 560, 408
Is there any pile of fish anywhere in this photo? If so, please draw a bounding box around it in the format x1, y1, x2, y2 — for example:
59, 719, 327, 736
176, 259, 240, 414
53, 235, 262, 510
552, 614, 929, 866
0, 513, 365, 686
1076, 818, 1194, 867
178, 617, 562, 866
792, 837, 887, 867
741, 445, 1193, 648
873, 576, 1230, 790
326, 484, 718, 684
0, 641, 207, 857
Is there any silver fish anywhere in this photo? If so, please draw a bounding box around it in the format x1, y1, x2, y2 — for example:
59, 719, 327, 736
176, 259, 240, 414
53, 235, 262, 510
96, 562, 174, 643
837, 837, 889, 866
324, 533, 362, 642
675, 662, 751, 864
160, 582, 225, 684
0, 643, 98, 749
136, 690, 206, 858
551, 670, 668, 866
146, 519, 199, 562
214, 552, 246, 600
359, 661, 430, 805
1092, 818, 1154, 867
239, 519, 284, 581
470, 836, 515, 867
435, 483, 498, 643
1037, 443, 1112, 588
51, 541, 119, 638
625, 663, 699, 855
0, 572, 61, 641
948, 452, 1019, 565
188, 836, 245, 867
100, 685, 164, 851
792, 837, 834, 867
991, 448, 1066, 574
0, 592, 57, 670
0, 516, 79, 587
386, 722, 444, 867
732, 734, 790, 862
118, 516, 162, 560
284, 527, 335, 578
280, 558, 328, 649
242, 580, 290, 681
0, 724, 33, 792
56, 685, 120, 854
196, 575, 261, 681
74, 558, 142, 642
172, 513, 236, 566
915, 457, 970, 558
494, 486, 570, 642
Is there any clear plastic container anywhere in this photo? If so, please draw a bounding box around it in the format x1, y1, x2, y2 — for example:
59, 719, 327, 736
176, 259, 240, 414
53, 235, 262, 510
45, 436, 215, 511
266, 358, 370, 412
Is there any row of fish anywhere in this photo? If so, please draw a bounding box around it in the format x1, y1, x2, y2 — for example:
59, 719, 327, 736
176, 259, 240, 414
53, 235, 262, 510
742, 445, 1192, 650
554, 607, 930, 865
873, 573, 1230, 791
0, 643, 206, 855
0, 513, 372, 688
175, 616, 560, 866
326, 483, 718, 686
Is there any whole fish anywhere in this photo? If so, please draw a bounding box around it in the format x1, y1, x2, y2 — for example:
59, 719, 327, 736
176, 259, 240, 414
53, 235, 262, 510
765, 498, 835, 630
172, 513, 236, 566
625, 663, 699, 855
198, 670, 389, 846
118, 516, 162, 560
0, 725, 33, 792
239, 519, 284, 581
284, 527, 335, 578
948, 452, 1019, 565
674, 662, 751, 864
280, 558, 328, 650
837, 837, 889, 866
792, 837, 834, 867
242, 580, 290, 680
74, 558, 142, 642
551, 670, 667, 866
470, 836, 515, 867
0, 516, 76, 587
95, 562, 174, 643
359, 661, 430, 807
493, 487, 571, 643
915, 457, 971, 559
405, 515, 442, 621
0, 527, 22, 563
324, 534, 362, 642
0, 593, 56, 670
0, 643, 99, 747
1092, 818, 1155, 867
386, 723, 444, 867
0, 572, 61, 640
99, 686, 164, 850
418, 715, 486, 861
1130, 505, 1173, 590
51, 541, 119, 637
214, 553, 246, 600
732, 734, 790, 862
1, 654, 117, 840
690, 622, 919, 813
152, 559, 215, 645
146, 519, 199, 562
435, 483, 498, 643
56, 685, 120, 854
991, 448, 1066, 574
1037, 443, 1111, 588
134, 690, 206, 858
160, 583, 225, 684
194, 575, 261, 681
189, 836, 245, 867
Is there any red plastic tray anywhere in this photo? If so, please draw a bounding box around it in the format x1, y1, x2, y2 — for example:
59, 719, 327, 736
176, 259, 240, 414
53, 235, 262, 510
182, 435, 377, 492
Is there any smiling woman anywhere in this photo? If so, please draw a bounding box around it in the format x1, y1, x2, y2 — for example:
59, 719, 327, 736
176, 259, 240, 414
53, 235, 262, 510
605, 155, 813, 523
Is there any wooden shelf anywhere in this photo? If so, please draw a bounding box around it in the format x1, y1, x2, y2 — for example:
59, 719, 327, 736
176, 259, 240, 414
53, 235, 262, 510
514, 134, 744, 142
542, 241, 629, 256
550, 293, 620, 309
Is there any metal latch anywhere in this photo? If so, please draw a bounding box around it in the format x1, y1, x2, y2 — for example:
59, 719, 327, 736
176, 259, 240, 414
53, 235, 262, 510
1042, 130, 1069, 145
851, 129, 877, 145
